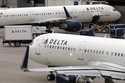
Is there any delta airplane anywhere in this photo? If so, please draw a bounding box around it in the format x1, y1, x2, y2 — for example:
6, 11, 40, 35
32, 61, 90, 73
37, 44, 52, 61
0, 4, 121, 32
21, 33, 125, 83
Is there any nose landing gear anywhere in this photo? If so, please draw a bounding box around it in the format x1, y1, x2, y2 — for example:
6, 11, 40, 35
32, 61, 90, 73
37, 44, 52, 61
47, 72, 55, 81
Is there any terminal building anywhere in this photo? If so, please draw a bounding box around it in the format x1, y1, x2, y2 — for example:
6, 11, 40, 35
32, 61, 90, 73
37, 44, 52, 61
0, 0, 125, 23
0, 0, 124, 7
0, 0, 87, 7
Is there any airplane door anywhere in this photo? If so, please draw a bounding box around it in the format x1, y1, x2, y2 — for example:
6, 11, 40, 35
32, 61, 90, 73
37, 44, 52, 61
78, 50, 89, 65
82, 8, 92, 22
31, 43, 51, 65
90, 7, 103, 22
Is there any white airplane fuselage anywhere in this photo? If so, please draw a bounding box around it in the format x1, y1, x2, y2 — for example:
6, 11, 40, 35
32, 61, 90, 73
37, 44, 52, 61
29, 33, 125, 70
0, 5, 121, 26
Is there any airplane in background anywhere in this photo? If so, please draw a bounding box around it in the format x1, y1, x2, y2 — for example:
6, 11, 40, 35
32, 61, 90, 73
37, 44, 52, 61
21, 33, 125, 83
0, 4, 121, 32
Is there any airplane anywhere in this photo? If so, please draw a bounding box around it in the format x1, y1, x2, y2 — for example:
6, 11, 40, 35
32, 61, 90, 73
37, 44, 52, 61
21, 33, 125, 83
0, 4, 121, 32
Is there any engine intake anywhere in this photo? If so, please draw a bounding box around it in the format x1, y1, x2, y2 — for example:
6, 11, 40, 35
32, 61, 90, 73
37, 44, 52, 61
60, 21, 82, 32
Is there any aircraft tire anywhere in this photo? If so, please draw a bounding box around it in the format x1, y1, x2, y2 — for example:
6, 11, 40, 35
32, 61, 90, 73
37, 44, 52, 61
47, 74, 55, 81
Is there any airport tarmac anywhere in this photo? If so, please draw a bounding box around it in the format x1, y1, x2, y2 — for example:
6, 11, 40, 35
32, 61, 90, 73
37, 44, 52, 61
0, 29, 124, 83
0, 28, 54, 83
0, 46, 55, 83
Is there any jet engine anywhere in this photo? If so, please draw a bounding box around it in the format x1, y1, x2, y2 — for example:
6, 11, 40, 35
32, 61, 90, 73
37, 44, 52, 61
60, 21, 82, 32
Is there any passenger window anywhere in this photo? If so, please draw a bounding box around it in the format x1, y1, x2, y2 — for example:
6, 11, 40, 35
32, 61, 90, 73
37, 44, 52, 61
87, 49, 89, 53
93, 50, 95, 53
102, 51, 104, 54
106, 51, 109, 55
124, 54, 125, 56
57, 46, 59, 49
121, 53, 123, 56
115, 52, 117, 56
118, 53, 120, 56
111, 52, 114, 56
99, 50, 101, 54
96, 50, 98, 54
84, 49, 87, 53
68, 48, 70, 51
90, 49, 92, 53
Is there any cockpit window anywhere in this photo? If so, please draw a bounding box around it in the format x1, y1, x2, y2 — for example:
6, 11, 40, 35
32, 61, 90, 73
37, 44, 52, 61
113, 8, 117, 11
30, 39, 35, 45
31, 37, 40, 45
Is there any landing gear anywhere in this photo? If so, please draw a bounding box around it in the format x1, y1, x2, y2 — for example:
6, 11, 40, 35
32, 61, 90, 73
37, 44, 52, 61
46, 29, 53, 33
47, 72, 55, 81
46, 23, 54, 33
76, 76, 93, 83
92, 15, 100, 23
104, 76, 114, 83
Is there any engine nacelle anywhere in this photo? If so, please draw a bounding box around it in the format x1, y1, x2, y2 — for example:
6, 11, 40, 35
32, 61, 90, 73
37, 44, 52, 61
60, 21, 82, 32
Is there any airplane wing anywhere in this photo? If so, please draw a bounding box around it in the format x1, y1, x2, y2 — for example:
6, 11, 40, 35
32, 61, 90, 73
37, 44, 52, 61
26, 64, 125, 80
37, 17, 67, 23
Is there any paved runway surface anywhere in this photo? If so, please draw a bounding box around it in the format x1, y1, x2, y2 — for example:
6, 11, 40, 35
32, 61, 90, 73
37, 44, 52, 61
0, 29, 124, 83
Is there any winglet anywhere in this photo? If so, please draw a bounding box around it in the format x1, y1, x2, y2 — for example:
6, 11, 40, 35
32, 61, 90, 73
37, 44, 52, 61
63, 7, 72, 18
21, 46, 29, 71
